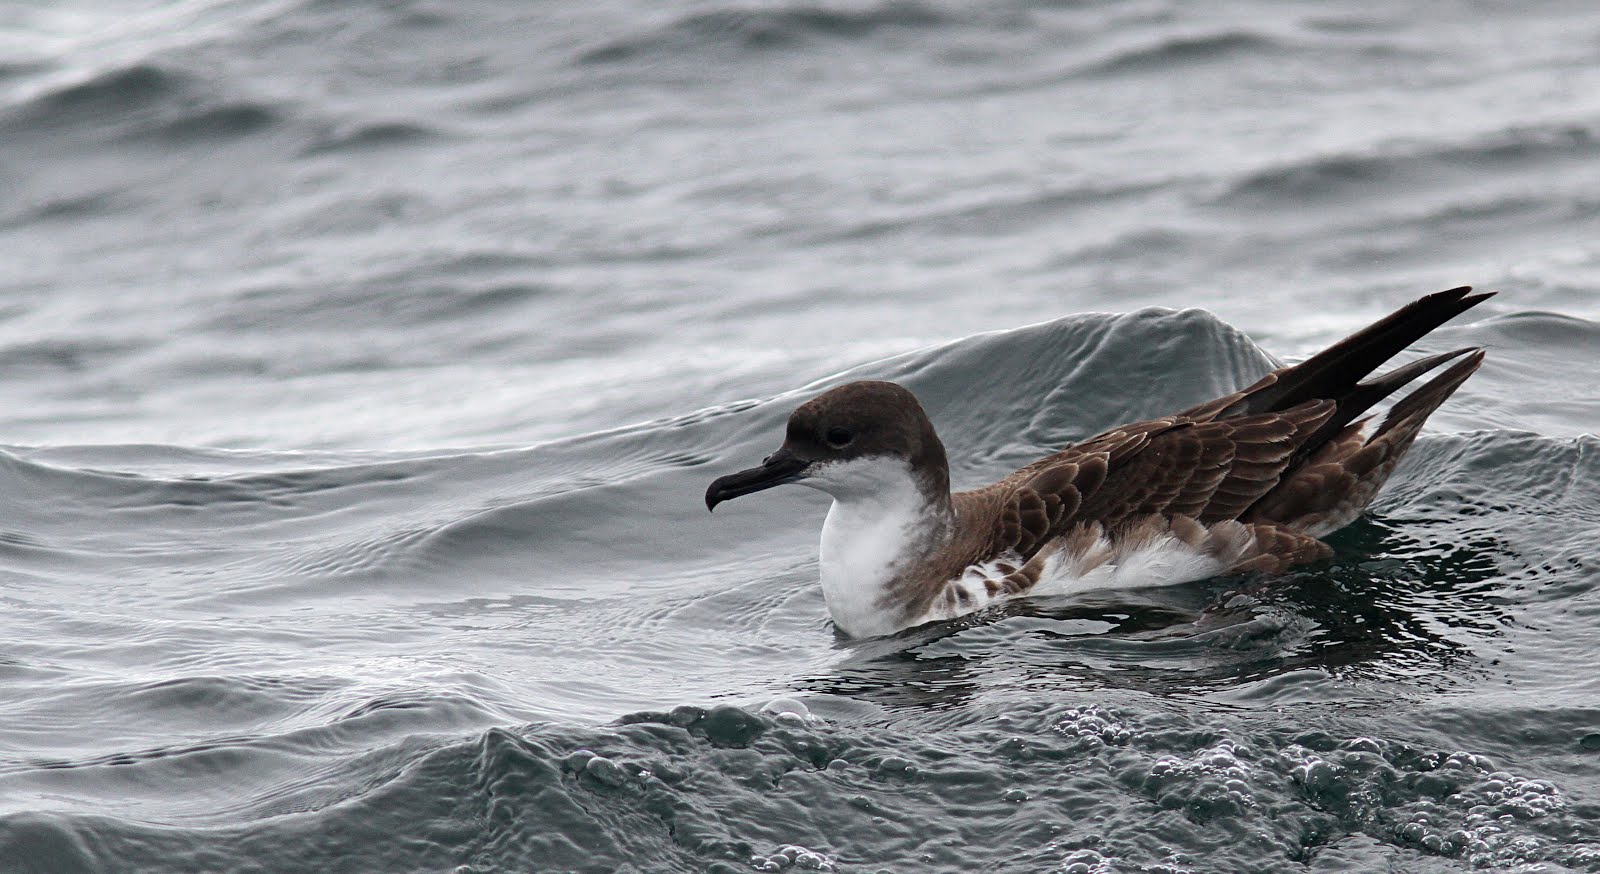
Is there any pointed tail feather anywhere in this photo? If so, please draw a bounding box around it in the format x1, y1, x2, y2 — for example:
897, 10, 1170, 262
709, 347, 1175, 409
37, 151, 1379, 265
1219, 286, 1493, 418
1295, 346, 1481, 457
1243, 348, 1485, 534
1371, 347, 1484, 439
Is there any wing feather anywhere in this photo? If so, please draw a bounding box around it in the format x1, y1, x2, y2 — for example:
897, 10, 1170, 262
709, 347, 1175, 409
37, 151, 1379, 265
956, 400, 1337, 565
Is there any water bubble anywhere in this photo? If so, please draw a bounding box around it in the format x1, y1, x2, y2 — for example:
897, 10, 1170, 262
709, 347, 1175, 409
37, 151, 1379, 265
760, 698, 818, 726
562, 748, 598, 773
1441, 751, 1494, 772
752, 844, 835, 872
699, 704, 766, 747
1376, 758, 1584, 869
1339, 736, 1382, 754
1059, 847, 1113, 874
669, 704, 706, 727
995, 736, 1035, 761
1141, 740, 1259, 820
873, 755, 917, 779
1053, 706, 1135, 748
583, 754, 628, 788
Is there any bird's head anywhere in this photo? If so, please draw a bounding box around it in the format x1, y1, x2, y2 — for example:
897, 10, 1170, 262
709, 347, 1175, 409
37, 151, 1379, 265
705, 380, 949, 510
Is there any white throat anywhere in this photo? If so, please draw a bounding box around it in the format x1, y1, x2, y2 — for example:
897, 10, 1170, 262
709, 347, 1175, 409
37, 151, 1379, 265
802, 456, 945, 638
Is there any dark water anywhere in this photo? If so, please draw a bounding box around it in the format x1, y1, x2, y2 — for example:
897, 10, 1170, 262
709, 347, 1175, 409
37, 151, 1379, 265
2, 1, 1599, 872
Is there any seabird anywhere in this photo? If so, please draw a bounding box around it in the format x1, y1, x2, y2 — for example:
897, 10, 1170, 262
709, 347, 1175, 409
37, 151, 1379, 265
706, 287, 1490, 638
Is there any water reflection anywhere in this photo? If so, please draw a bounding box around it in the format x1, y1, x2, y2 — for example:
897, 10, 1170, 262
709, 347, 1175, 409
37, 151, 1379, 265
796, 517, 1520, 710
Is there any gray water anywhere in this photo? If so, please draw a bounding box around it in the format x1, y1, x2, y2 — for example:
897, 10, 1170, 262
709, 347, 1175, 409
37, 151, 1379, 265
2, 1, 1599, 872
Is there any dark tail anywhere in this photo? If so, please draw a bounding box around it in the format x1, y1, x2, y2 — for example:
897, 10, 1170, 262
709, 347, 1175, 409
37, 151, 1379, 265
1219, 286, 1493, 419
1294, 345, 1481, 456
1371, 347, 1485, 441
1244, 348, 1485, 533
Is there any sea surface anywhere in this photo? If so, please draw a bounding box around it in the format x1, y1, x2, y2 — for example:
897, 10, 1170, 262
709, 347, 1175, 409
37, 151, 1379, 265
2, 1, 1599, 872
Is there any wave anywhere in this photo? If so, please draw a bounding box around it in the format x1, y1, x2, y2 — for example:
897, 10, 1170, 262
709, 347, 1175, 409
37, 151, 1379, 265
4, 697, 1597, 872
791, 179, 1172, 246
0, 61, 284, 145
0, 189, 142, 228
0, 58, 51, 82
577, 1, 948, 64
1213, 123, 1600, 205
143, 103, 279, 143
5, 304, 1591, 582
299, 120, 440, 156
1082, 30, 1284, 76
0, 335, 149, 374
201, 271, 554, 337
23, 63, 181, 117
3, 306, 1598, 870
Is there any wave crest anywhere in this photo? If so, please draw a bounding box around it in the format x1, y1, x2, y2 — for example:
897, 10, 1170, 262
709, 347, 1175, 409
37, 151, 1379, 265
578, 1, 947, 64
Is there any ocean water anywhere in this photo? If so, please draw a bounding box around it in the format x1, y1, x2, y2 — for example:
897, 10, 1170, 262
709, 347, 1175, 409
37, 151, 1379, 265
2, 0, 1599, 871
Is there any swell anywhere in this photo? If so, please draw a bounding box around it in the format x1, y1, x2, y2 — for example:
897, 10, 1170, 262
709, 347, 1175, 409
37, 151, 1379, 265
7, 303, 1595, 580
9, 305, 1588, 583
576, 1, 948, 64
788, 178, 1173, 246
0, 690, 486, 824
299, 120, 439, 156
1378, 430, 1600, 533
1212, 122, 1600, 205
3, 699, 1596, 872
1, 311, 1596, 873
0, 431, 722, 596
204, 268, 557, 336
0, 62, 284, 145
1081, 30, 1285, 76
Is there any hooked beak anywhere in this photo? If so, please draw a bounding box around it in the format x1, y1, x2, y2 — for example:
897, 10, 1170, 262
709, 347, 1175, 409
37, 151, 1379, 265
705, 448, 809, 511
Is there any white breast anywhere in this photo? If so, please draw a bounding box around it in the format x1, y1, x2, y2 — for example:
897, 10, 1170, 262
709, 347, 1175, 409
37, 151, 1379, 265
803, 456, 940, 638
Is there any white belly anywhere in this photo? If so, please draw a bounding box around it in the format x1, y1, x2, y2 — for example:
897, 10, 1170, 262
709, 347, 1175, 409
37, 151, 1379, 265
1032, 531, 1227, 596
903, 529, 1238, 630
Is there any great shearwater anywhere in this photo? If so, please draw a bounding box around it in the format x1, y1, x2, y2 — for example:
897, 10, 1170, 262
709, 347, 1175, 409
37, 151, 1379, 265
706, 287, 1490, 638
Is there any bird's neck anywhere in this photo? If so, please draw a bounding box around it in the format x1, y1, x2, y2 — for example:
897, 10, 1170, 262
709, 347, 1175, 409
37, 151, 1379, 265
810, 458, 953, 637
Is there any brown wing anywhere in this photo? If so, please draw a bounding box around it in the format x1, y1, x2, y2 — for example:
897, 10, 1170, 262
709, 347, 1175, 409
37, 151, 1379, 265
1244, 349, 1485, 535
940, 287, 1490, 589
1089, 400, 1336, 525
953, 400, 1336, 566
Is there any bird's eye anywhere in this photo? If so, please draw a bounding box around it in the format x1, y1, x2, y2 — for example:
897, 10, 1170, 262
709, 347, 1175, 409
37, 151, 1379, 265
825, 427, 854, 449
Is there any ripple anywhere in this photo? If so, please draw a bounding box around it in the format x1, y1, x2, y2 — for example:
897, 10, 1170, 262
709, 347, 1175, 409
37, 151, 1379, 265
8, 701, 1595, 872
300, 120, 441, 156
576, 1, 948, 64
140, 102, 280, 143
23, 63, 182, 119
0, 60, 284, 146
1214, 123, 1600, 206
1083, 30, 1284, 76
